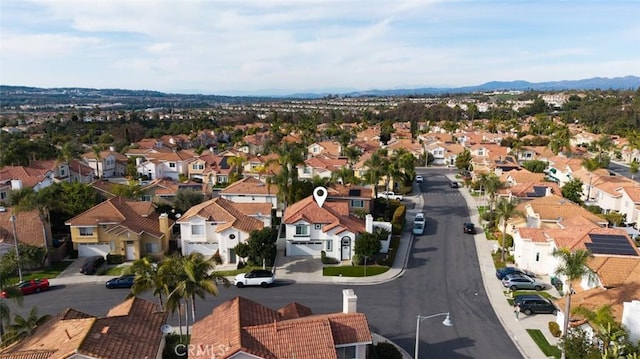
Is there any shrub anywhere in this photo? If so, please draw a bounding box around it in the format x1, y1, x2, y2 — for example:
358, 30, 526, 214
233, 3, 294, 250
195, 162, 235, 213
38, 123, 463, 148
496, 233, 514, 249
106, 253, 125, 264
548, 321, 562, 337
482, 211, 498, 230
321, 250, 340, 264
391, 205, 406, 235
212, 250, 223, 265
373, 342, 402, 359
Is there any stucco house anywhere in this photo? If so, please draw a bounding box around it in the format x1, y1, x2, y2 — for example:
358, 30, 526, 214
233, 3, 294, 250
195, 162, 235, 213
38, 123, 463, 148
281, 187, 390, 260
65, 197, 174, 260
189, 289, 372, 359
176, 197, 268, 264
218, 176, 279, 213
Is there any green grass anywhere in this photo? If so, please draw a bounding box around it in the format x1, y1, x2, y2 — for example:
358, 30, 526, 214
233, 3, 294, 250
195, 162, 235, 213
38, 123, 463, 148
8, 260, 73, 283
527, 329, 561, 358
102, 266, 125, 276
323, 265, 389, 277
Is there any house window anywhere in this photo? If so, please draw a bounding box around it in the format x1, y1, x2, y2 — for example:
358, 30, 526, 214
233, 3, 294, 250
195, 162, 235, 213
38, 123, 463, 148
314, 224, 322, 230
350, 199, 364, 208
141, 195, 152, 202
295, 224, 310, 237
169, 162, 176, 168
145, 243, 156, 253
326, 240, 333, 252
192, 225, 205, 236
79, 227, 94, 236
0, 191, 6, 200
535, 252, 540, 262
303, 167, 312, 174
110, 241, 116, 251
336, 346, 356, 359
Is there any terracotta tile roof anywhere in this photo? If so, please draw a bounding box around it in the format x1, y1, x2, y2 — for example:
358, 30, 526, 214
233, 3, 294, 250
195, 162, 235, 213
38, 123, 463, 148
0, 166, 50, 188
190, 297, 372, 359
0, 208, 47, 248
90, 179, 120, 197
178, 197, 265, 234
308, 141, 342, 157
507, 182, 560, 198
65, 197, 165, 238
554, 283, 640, 323
78, 297, 168, 359
304, 156, 348, 171
587, 256, 640, 288
516, 195, 606, 225
386, 138, 424, 155
0, 350, 56, 359
621, 186, 640, 202
145, 150, 196, 162
220, 176, 279, 196
326, 184, 372, 199
501, 169, 546, 184
231, 202, 273, 217
517, 228, 551, 243
283, 196, 365, 235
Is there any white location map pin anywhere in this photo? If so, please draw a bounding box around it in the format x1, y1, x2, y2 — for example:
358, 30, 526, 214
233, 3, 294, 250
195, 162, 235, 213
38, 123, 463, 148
313, 187, 328, 208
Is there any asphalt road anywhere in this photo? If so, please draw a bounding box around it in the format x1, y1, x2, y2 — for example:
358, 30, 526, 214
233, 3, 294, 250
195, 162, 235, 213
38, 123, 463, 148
609, 161, 638, 181
8, 169, 521, 358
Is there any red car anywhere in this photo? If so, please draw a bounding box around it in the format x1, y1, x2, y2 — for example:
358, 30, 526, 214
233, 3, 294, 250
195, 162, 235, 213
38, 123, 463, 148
1, 279, 50, 298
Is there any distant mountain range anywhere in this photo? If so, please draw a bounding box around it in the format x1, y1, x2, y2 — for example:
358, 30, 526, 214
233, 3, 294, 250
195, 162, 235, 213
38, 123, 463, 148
2, 76, 639, 106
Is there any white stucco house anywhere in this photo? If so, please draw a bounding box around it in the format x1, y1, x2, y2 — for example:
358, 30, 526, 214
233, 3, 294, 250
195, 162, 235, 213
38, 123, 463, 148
176, 197, 271, 264
219, 176, 279, 213
281, 187, 391, 261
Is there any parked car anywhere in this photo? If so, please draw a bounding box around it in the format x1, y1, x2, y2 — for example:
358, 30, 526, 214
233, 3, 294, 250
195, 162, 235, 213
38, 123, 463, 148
105, 274, 135, 289
502, 274, 546, 291
80, 255, 105, 275
450, 181, 460, 188
377, 191, 403, 201
495, 267, 536, 280
1, 279, 50, 298
514, 294, 558, 315
463, 222, 476, 234
234, 270, 275, 288
415, 175, 424, 183
412, 213, 426, 235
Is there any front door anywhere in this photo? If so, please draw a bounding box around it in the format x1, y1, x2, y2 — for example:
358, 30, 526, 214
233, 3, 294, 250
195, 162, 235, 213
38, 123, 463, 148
341, 237, 351, 261
125, 241, 135, 260
229, 249, 236, 264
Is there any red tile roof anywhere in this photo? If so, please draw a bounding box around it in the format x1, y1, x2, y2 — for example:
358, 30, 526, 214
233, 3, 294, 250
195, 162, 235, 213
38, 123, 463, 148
178, 197, 265, 234
283, 196, 365, 235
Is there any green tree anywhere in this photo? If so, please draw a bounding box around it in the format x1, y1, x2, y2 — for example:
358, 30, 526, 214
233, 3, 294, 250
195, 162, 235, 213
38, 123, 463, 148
266, 142, 306, 209
561, 178, 584, 205
363, 150, 389, 197
630, 160, 639, 180
560, 327, 601, 359
354, 232, 382, 264
4, 306, 50, 345
173, 188, 205, 214
127, 256, 165, 308
0, 266, 23, 346
57, 181, 103, 218
553, 247, 594, 357
455, 149, 472, 172
111, 181, 143, 200
521, 160, 547, 173
476, 173, 504, 213
92, 145, 103, 178
343, 146, 361, 168
244, 228, 278, 266
331, 166, 358, 185
495, 198, 523, 262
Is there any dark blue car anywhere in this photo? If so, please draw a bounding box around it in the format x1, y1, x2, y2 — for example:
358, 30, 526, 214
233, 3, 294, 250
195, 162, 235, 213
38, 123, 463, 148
495, 267, 536, 280
105, 275, 135, 289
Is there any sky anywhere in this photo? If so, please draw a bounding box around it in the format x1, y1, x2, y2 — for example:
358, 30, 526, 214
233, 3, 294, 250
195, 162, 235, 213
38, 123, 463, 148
1, 0, 639, 96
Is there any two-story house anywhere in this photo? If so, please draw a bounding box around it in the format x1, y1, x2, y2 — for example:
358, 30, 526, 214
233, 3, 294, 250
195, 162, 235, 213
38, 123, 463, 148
298, 156, 348, 180
218, 176, 279, 213
82, 148, 128, 179
136, 150, 195, 181
140, 178, 204, 205
176, 197, 267, 264
65, 197, 174, 260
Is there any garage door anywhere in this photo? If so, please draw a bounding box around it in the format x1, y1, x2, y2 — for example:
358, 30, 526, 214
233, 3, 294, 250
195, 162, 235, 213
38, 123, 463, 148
288, 241, 323, 256
185, 242, 219, 257
78, 243, 110, 258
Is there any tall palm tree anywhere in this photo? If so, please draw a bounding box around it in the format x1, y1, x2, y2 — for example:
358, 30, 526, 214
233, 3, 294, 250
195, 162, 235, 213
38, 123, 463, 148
363, 150, 389, 197
331, 166, 357, 185
552, 248, 594, 358
266, 142, 305, 210
343, 146, 361, 169
4, 306, 50, 345
127, 256, 165, 308
476, 173, 504, 213
92, 145, 103, 179
494, 198, 523, 262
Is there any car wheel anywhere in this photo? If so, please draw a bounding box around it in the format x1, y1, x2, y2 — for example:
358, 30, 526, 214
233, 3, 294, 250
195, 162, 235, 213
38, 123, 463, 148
510, 285, 518, 291
523, 309, 533, 315
534, 285, 543, 291
236, 282, 244, 288
260, 282, 269, 288
106, 285, 112, 289
35, 288, 41, 293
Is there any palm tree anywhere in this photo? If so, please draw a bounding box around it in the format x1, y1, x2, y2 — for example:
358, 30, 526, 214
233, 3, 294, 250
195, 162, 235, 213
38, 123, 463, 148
552, 248, 594, 358
0, 277, 24, 346
92, 145, 103, 179
494, 198, 523, 263
127, 256, 165, 308
4, 306, 50, 345
476, 173, 504, 213
571, 304, 626, 353
363, 150, 389, 197
10, 187, 55, 268
266, 142, 305, 210
343, 146, 361, 168
331, 166, 357, 185
630, 160, 638, 180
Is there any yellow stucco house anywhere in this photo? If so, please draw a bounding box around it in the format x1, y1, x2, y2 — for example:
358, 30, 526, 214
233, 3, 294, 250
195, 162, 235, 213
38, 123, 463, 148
65, 197, 174, 260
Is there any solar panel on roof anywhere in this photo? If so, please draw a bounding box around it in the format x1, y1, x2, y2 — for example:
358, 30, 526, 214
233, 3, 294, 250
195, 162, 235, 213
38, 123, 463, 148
348, 189, 361, 196
585, 242, 638, 256
588, 234, 629, 244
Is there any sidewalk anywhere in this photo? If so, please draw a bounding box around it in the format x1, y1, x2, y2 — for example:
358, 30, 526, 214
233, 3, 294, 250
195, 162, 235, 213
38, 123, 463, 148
49, 179, 556, 358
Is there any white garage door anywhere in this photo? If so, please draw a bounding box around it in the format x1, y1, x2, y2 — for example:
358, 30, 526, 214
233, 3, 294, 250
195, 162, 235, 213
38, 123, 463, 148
78, 243, 110, 258
288, 241, 323, 256
185, 242, 219, 257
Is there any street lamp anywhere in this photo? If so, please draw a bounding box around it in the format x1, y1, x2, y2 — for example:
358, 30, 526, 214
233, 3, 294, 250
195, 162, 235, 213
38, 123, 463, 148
9, 214, 23, 282
415, 312, 453, 359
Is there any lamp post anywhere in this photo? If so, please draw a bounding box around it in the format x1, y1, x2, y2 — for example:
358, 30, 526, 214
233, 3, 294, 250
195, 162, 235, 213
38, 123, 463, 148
9, 214, 23, 282
415, 312, 453, 359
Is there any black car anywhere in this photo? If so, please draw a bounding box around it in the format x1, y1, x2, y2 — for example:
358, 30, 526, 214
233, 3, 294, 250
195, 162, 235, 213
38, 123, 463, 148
514, 294, 558, 315
495, 267, 536, 280
451, 181, 460, 188
80, 255, 105, 275
105, 275, 135, 289
463, 222, 476, 234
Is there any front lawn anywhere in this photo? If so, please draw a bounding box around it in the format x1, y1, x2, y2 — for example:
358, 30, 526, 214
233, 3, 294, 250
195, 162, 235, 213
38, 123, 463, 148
8, 260, 73, 284
323, 265, 389, 277
527, 329, 561, 358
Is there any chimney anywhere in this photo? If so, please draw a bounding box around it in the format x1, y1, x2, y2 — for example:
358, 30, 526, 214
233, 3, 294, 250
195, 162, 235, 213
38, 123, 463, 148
109, 146, 115, 152
159, 213, 171, 251
10, 179, 23, 190
365, 214, 373, 233
343, 289, 357, 313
